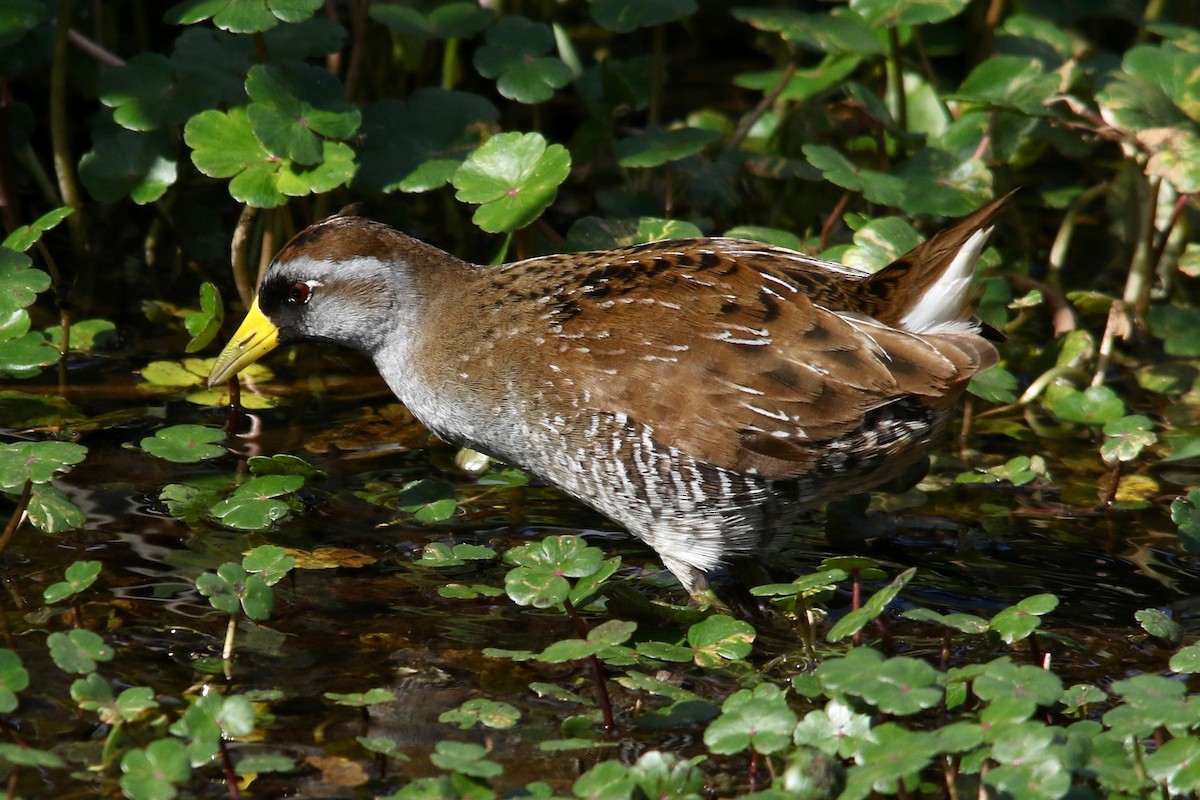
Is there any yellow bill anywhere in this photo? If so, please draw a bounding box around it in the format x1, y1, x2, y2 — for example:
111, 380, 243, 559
207, 298, 280, 387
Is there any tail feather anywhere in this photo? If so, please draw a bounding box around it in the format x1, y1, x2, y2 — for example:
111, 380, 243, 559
866, 190, 1016, 333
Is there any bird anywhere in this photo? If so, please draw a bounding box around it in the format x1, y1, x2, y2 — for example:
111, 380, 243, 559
208, 196, 1009, 599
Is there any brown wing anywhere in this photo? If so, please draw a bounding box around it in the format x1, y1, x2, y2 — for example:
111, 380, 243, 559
517, 238, 995, 480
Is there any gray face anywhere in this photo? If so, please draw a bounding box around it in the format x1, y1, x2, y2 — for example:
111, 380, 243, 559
257, 253, 414, 357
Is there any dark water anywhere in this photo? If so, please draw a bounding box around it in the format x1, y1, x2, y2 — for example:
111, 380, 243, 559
3, 352, 1198, 797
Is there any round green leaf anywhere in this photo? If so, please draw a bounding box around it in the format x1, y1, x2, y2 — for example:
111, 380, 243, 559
140, 424, 226, 463
590, 0, 696, 32
473, 16, 572, 104
453, 132, 570, 232
0, 440, 87, 489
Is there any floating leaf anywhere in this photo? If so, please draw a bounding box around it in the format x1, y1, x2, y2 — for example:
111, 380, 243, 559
704, 683, 797, 755
428, 740, 503, 779
0, 649, 28, 714
1135, 608, 1181, 643
44, 560, 102, 604
395, 479, 458, 522
47, 629, 113, 674
211, 474, 303, 529
990, 594, 1058, 644
0, 440, 87, 490
140, 424, 226, 463
439, 698, 521, 730
120, 738, 191, 800
686, 614, 755, 667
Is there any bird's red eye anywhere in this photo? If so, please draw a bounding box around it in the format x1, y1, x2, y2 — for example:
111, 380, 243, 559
286, 281, 312, 304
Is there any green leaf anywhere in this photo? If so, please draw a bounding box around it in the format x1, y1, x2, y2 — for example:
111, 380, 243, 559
793, 698, 873, 757
1044, 383, 1126, 426
26, 484, 87, 533
537, 619, 637, 663
590, 0, 696, 32
453, 131, 571, 233
628, 750, 706, 798
803, 144, 905, 206
614, 126, 720, 168
563, 216, 704, 251
439, 698, 521, 730
120, 738, 191, 800
428, 740, 503, 779
686, 614, 755, 667
827, 567, 915, 642
1147, 305, 1200, 356
990, 594, 1058, 644
1170, 641, 1200, 673
974, 659, 1063, 719
98, 51, 219, 130
968, 365, 1019, 403
166, 0, 322, 33
955, 55, 1060, 115
1135, 608, 1181, 642
419, 542, 497, 567
0, 440, 87, 490
573, 759, 635, 799
1145, 737, 1200, 795
44, 318, 117, 353
732, 7, 884, 56
0, 649, 29, 713
47, 629, 114, 674
703, 683, 797, 755
243, 544, 296, 585
43, 560, 102, 604
395, 479, 458, 522
818, 648, 943, 715
140, 424, 226, 463
893, 149, 993, 216
246, 63, 360, 165
369, 2, 493, 39
248, 453, 325, 479
184, 282, 224, 353
211, 474, 303, 530
325, 688, 397, 707
473, 17, 572, 104
355, 90, 498, 193
78, 122, 177, 204
850, 0, 969, 27
3, 206, 73, 253
197, 562, 277, 620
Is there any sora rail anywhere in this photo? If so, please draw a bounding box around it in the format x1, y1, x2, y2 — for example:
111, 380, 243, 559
209, 197, 1009, 597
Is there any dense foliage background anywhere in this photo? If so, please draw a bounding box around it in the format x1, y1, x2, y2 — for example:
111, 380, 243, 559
4, 0, 1200, 798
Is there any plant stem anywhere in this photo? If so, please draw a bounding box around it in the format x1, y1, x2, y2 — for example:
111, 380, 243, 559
222, 614, 238, 680
1122, 175, 1161, 318
218, 737, 243, 800
562, 597, 616, 731
50, 0, 87, 257
0, 481, 32, 556
888, 27, 907, 134
231, 205, 260, 309
727, 61, 796, 153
